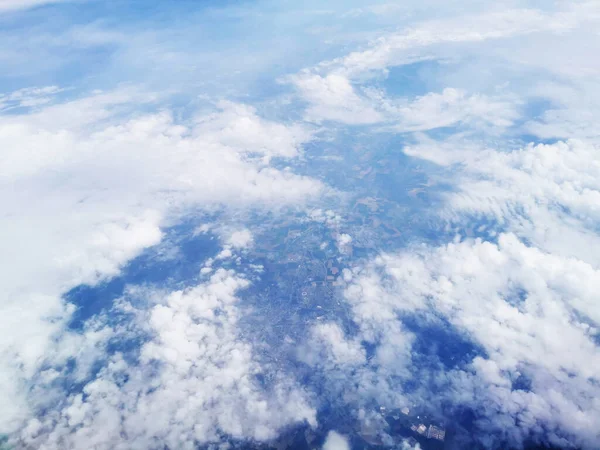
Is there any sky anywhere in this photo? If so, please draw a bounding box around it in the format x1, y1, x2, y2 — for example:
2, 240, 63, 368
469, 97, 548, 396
1, 1, 600, 449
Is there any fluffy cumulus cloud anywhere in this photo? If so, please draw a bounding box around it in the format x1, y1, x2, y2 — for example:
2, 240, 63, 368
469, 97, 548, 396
0, 87, 323, 436
289, 74, 519, 131
288, 73, 383, 125
391, 112, 600, 448
391, 88, 519, 132
343, 234, 600, 448
335, 233, 353, 253
405, 137, 600, 266
305, 322, 365, 368
226, 229, 254, 249
16, 268, 316, 449
322, 431, 350, 450
300, 296, 414, 413
316, 58, 600, 448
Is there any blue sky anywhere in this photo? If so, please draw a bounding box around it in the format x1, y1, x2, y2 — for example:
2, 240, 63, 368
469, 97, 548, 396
2, 1, 600, 449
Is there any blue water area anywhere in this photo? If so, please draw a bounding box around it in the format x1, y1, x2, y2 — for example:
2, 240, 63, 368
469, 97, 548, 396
65, 221, 220, 330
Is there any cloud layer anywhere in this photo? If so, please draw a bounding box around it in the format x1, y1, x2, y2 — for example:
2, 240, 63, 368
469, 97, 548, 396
338, 232, 600, 448
0, 88, 323, 436
3, 0, 600, 448
18, 267, 316, 449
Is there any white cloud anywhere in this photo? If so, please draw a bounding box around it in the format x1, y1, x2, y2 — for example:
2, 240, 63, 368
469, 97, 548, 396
405, 137, 600, 266
301, 322, 365, 368
399, 439, 421, 450
289, 72, 519, 131
523, 80, 600, 142
4, 2, 600, 448
368, 133, 600, 442
336, 233, 353, 253
289, 73, 383, 125
295, 47, 600, 443
304, 12, 600, 434
309, 209, 342, 228
193, 100, 312, 162
226, 229, 253, 249
328, 7, 586, 79
393, 88, 520, 131
0, 87, 324, 435
322, 430, 350, 450
341, 233, 600, 448
212, 229, 254, 260
0, 0, 70, 13
0, 85, 62, 111
300, 280, 414, 411
17, 269, 317, 449
289, 2, 600, 141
